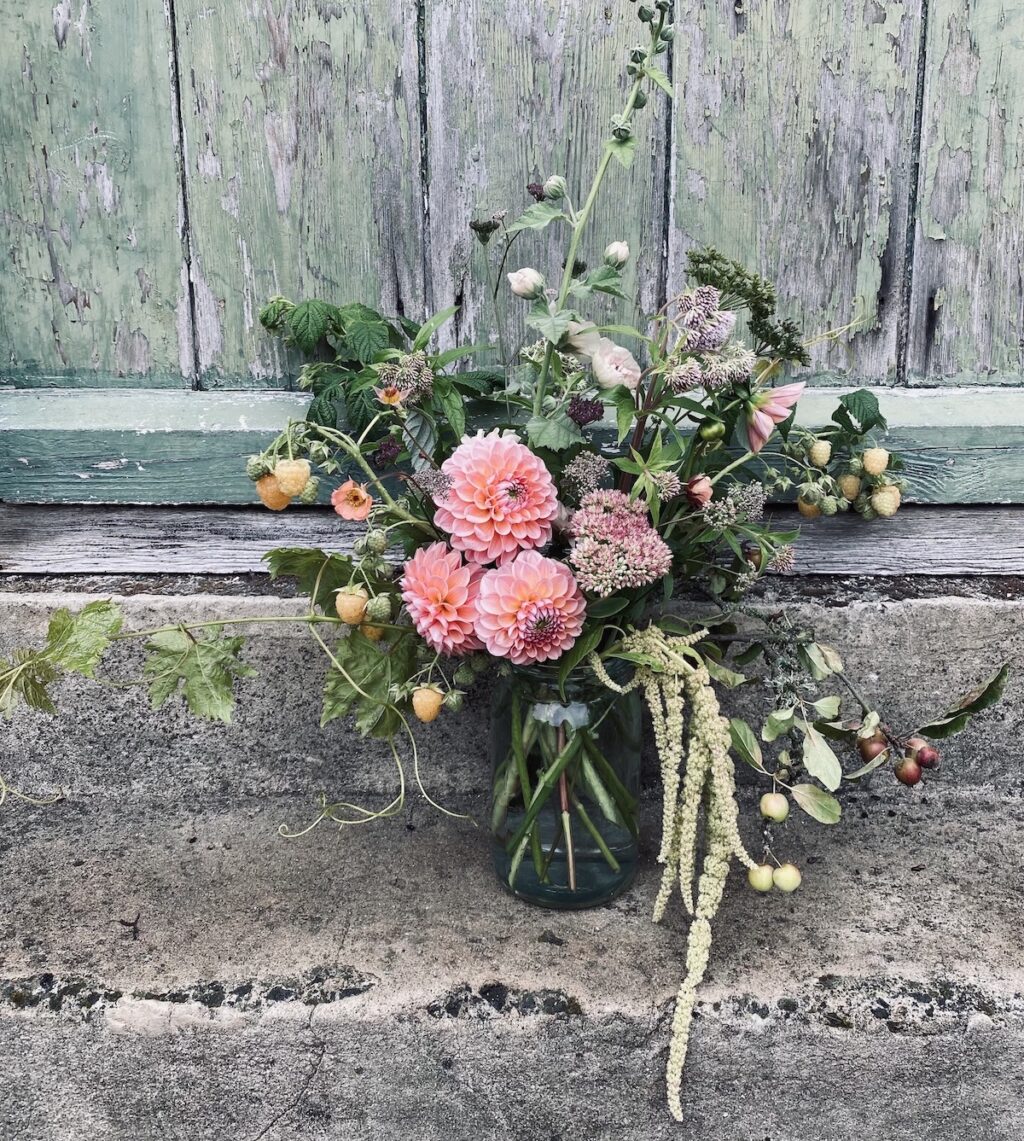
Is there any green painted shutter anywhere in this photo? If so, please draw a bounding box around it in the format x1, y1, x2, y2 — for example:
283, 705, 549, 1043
2, 0, 1022, 505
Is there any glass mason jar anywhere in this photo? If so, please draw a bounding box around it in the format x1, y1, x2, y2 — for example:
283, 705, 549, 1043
489, 664, 642, 909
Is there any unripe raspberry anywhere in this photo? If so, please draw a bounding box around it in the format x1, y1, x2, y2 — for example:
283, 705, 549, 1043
797, 497, 821, 519
360, 624, 387, 642
412, 686, 444, 723
246, 455, 271, 481
443, 690, 464, 712
256, 474, 291, 511
862, 447, 890, 477
838, 473, 863, 502
871, 485, 901, 519
365, 529, 389, 555
273, 458, 312, 497
298, 477, 321, 505
808, 439, 832, 467
819, 495, 839, 516
453, 663, 476, 687
364, 594, 393, 623
335, 587, 369, 626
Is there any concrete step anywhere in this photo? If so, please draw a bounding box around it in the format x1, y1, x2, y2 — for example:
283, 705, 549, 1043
0, 585, 1021, 802
1, 793, 1021, 1139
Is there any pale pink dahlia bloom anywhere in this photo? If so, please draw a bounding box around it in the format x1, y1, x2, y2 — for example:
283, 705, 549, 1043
433, 430, 559, 565
400, 542, 483, 656
745, 382, 806, 454
569, 490, 673, 598
475, 551, 586, 665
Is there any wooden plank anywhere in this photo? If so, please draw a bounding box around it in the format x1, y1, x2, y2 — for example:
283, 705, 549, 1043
0, 0, 191, 386
3, 386, 1024, 505
2, 503, 1021, 577
667, 0, 923, 386
170, 0, 424, 388
422, 0, 670, 352
907, 0, 1024, 385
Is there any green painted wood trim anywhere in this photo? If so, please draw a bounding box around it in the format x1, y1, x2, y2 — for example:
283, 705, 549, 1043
2, 387, 1024, 506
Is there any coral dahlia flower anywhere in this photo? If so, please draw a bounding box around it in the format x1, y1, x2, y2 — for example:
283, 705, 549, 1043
332, 480, 373, 521
433, 430, 559, 565
745, 382, 806, 454
475, 551, 586, 666
400, 543, 483, 657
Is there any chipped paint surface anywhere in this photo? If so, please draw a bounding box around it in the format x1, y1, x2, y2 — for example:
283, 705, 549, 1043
0, 0, 188, 385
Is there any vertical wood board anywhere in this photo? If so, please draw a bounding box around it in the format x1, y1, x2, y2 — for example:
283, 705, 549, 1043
668, 0, 923, 386
423, 0, 671, 355
907, 0, 1024, 385
171, 0, 425, 387
0, 0, 190, 386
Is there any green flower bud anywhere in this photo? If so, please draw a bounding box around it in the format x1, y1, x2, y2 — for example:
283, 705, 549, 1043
612, 124, 634, 142
543, 174, 568, 201
638, 5, 655, 21
633, 89, 648, 109
298, 477, 321, 505
630, 46, 648, 63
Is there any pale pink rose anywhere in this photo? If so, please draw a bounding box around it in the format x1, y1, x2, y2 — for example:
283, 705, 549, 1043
400, 542, 483, 657
591, 337, 642, 391
433, 430, 559, 565
603, 241, 630, 268
507, 267, 545, 299
331, 480, 373, 521
475, 550, 586, 665
565, 321, 602, 359
745, 382, 806, 453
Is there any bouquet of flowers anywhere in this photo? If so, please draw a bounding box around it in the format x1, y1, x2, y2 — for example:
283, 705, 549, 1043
1, 1, 1007, 1121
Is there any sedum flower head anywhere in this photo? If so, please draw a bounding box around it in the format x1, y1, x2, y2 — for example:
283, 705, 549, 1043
569, 490, 672, 596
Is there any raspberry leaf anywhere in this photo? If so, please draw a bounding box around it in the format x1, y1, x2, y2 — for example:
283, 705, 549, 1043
322, 631, 416, 739
143, 627, 255, 724
44, 600, 123, 677
263, 548, 355, 614
285, 299, 335, 354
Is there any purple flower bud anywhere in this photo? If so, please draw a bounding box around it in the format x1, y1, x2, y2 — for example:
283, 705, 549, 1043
567, 396, 605, 427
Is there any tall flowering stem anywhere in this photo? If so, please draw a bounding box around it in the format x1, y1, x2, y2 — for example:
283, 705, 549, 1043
532, 8, 670, 415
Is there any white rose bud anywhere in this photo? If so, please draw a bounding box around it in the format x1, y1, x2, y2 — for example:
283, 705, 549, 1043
565, 321, 602, 359
543, 175, 568, 201
507, 267, 546, 300
591, 337, 642, 391
603, 241, 630, 268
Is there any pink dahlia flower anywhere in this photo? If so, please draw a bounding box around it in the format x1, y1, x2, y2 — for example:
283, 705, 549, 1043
475, 551, 586, 665
745, 382, 806, 454
433, 430, 559, 565
400, 542, 483, 657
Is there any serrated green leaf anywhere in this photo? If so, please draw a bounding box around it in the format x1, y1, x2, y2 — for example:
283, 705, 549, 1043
526, 412, 582, 452
503, 201, 568, 236
433, 376, 467, 440
608, 136, 637, 168
831, 389, 887, 436
286, 299, 333, 354
569, 264, 629, 301
144, 627, 255, 724
798, 721, 843, 791
645, 66, 674, 97
790, 784, 841, 824
263, 548, 355, 614
729, 718, 765, 771
45, 600, 122, 678
306, 392, 340, 428
526, 300, 573, 345
322, 631, 416, 739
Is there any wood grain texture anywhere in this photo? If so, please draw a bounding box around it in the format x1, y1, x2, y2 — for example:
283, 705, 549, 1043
3, 503, 1021, 576
0, 1, 191, 386
422, 0, 670, 352
3, 386, 1024, 505
907, 0, 1024, 385
667, 0, 922, 386
172, 0, 425, 387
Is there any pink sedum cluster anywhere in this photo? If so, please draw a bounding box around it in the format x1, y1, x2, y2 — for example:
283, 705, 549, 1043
400, 542, 483, 657
475, 550, 586, 666
569, 490, 672, 598
433, 430, 559, 565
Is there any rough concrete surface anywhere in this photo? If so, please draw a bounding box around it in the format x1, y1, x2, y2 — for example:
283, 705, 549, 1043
0, 590, 1020, 802
0, 584, 1021, 1139
1, 795, 1022, 1140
